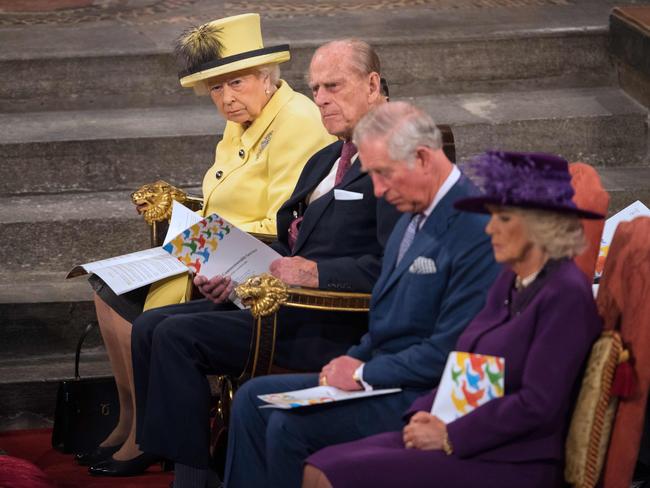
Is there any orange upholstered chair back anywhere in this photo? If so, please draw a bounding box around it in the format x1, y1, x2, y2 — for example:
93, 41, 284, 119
596, 217, 650, 488
569, 163, 609, 280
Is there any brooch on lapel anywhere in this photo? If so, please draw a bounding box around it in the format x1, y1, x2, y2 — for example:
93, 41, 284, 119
409, 256, 437, 274
256, 131, 273, 159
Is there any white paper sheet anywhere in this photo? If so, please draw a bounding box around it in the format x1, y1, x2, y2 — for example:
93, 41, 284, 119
67, 205, 281, 299
163, 201, 203, 246
258, 386, 401, 409
596, 200, 650, 278
68, 247, 187, 295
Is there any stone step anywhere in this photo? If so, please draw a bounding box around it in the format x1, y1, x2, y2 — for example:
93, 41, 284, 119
598, 166, 650, 213
0, 106, 220, 196
1, 86, 647, 196
0, 190, 151, 272
0, 165, 648, 302
414, 87, 649, 167
0, 270, 99, 358
0, 1, 617, 112
0, 350, 112, 418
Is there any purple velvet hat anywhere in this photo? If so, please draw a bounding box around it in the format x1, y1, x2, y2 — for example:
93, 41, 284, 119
454, 151, 604, 219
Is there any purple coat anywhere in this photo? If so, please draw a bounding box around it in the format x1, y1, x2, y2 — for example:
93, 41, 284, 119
408, 259, 601, 463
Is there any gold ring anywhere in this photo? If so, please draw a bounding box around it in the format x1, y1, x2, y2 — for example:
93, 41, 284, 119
320, 376, 328, 386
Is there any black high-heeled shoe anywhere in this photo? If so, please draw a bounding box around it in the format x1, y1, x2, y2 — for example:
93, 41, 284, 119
88, 451, 161, 477
74, 444, 122, 466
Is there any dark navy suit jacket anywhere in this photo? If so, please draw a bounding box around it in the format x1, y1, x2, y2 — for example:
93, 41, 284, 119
348, 176, 501, 388
272, 140, 400, 292
271, 140, 401, 368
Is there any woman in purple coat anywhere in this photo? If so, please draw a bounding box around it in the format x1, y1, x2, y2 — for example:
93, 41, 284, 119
302, 151, 604, 488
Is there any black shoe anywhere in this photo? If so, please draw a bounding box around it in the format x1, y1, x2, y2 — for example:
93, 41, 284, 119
88, 452, 160, 477
74, 444, 122, 466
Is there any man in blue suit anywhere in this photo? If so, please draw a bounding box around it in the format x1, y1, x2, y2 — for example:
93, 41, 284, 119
224, 101, 501, 488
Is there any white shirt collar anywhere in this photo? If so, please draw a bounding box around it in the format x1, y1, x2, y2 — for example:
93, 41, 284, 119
419, 165, 461, 227
518, 271, 540, 289
308, 152, 359, 204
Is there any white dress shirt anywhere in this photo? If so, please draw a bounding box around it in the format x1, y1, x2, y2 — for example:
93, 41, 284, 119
309, 153, 359, 204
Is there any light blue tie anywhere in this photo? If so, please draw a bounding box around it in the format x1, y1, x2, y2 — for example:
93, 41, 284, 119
397, 213, 423, 265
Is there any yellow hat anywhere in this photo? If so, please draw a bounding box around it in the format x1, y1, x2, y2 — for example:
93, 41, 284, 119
175, 13, 290, 90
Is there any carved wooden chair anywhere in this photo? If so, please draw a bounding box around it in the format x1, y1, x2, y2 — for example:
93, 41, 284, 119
205, 276, 374, 471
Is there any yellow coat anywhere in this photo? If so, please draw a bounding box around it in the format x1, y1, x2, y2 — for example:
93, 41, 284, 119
143, 80, 334, 311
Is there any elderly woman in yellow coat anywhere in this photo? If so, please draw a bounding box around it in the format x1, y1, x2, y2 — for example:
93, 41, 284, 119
79, 13, 333, 470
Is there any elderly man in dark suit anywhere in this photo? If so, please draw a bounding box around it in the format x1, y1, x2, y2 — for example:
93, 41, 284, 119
223, 101, 501, 488
127, 39, 400, 487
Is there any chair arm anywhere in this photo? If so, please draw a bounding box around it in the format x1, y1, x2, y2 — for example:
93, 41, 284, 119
282, 287, 371, 313
234, 274, 370, 381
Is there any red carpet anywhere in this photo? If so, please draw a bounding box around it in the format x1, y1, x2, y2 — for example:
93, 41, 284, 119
0, 428, 173, 487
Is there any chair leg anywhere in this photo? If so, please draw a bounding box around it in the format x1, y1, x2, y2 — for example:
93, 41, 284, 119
209, 375, 235, 478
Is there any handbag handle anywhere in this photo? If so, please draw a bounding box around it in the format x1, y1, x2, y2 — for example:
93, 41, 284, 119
74, 322, 98, 380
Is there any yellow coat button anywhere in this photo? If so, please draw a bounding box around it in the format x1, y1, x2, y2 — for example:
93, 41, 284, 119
238, 149, 245, 158
215, 170, 223, 179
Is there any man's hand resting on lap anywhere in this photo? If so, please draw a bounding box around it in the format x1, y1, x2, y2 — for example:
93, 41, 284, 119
319, 356, 364, 391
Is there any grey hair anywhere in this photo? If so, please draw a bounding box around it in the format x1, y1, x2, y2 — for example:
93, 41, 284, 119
518, 208, 586, 259
199, 63, 281, 95
353, 101, 442, 165
310, 38, 380, 78
256, 63, 281, 87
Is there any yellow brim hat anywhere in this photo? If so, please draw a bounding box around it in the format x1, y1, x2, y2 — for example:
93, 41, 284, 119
176, 13, 290, 89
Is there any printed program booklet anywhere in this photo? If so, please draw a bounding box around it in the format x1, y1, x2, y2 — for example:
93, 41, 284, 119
430, 351, 505, 423
258, 386, 402, 409
66, 201, 280, 296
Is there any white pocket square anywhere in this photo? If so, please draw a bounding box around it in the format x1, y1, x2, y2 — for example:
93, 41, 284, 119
334, 189, 363, 201
409, 256, 437, 274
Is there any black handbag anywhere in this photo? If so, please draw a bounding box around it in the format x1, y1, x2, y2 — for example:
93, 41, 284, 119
51, 322, 119, 454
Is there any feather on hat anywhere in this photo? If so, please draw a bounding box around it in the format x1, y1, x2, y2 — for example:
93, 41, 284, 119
175, 13, 290, 92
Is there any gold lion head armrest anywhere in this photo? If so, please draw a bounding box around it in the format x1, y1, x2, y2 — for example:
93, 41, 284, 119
234, 274, 371, 381
235, 274, 371, 319
131, 180, 203, 225
235, 274, 289, 318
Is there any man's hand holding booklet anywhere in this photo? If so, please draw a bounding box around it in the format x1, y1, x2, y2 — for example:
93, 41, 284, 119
66, 201, 280, 306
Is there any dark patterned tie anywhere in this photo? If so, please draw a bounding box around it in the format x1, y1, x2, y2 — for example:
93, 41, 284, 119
396, 213, 424, 265
287, 211, 303, 253
288, 142, 357, 252
334, 141, 357, 186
